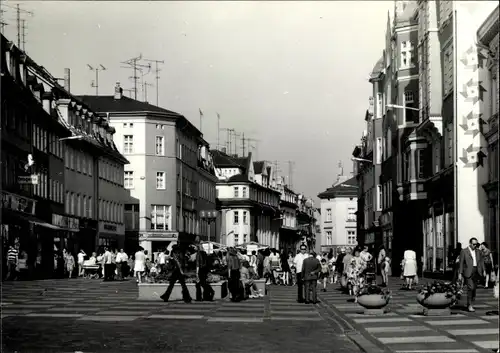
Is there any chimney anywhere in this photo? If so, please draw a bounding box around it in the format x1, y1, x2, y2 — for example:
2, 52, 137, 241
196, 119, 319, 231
63, 68, 71, 92
114, 81, 123, 100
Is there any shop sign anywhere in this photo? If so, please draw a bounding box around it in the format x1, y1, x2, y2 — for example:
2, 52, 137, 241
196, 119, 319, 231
98, 222, 124, 235
18, 174, 39, 185
1, 191, 36, 215
52, 214, 80, 230
139, 232, 178, 241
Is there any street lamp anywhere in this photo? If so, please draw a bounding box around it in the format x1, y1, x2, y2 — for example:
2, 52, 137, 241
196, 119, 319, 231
386, 104, 420, 112
351, 157, 372, 163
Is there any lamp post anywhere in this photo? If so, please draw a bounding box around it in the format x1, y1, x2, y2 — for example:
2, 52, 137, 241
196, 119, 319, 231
351, 157, 373, 164
386, 104, 420, 112
199, 210, 218, 243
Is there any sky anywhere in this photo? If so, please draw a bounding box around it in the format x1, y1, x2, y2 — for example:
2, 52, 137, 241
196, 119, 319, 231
2, 0, 393, 201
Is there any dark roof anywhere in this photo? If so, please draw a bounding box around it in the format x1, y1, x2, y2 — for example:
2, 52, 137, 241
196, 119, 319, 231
317, 176, 358, 199
228, 174, 250, 183
212, 150, 242, 168
76, 95, 182, 117
253, 161, 265, 174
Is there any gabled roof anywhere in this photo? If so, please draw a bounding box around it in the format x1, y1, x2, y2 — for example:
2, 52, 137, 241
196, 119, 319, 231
212, 150, 242, 168
75, 95, 182, 117
317, 176, 358, 199
253, 161, 265, 174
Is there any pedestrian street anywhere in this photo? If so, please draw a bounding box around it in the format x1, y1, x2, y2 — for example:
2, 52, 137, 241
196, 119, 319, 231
1, 279, 362, 353
318, 279, 499, 353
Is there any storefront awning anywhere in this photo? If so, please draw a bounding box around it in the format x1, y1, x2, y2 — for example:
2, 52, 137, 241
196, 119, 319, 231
2, 209, 64, 230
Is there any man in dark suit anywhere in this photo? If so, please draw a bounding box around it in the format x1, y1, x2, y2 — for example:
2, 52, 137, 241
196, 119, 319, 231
302, 251, 322, 304
458, 237, 485, 312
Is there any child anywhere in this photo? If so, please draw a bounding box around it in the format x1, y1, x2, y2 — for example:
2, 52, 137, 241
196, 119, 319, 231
381, 256, 391, 287
320, 259, 330, 292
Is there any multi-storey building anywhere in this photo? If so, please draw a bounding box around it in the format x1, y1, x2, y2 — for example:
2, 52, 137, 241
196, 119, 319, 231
212, 151, 281, 248
276, 178, 300, 251
353, 1, 498, 276
79, 83, 217, 254
1, 34, 71, 278
317, 174, 358, 253
478, 5, 499, 257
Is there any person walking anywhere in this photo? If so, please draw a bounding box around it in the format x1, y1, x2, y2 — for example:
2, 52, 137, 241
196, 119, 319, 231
402, 247, 418, 290
227, 247, 242, 302
195, 244, 214, 301
280, 249, 291, 286
103, 247, 113, 281
66, 251, 75, 279
134, 247, 146, 283
302, 251, 322, 304
480, 242, 494, 288
293, 244, 309, 303
6, 245, 19, 281
160, 245, 192, 303
116, 249, 128, 281
77, 250, 86, 277
458, 237, 485, 312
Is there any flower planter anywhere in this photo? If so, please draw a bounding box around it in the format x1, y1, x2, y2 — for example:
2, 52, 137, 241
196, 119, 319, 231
416, 292, 455, 316
138, 281, 228, 301
357, 294, 389, 315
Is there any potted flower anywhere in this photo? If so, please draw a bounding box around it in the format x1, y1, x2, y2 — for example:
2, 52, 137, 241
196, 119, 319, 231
356, 284, 392, 309
417, 280, 463, 309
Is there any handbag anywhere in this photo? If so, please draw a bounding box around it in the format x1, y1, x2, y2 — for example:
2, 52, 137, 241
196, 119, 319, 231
490, 271, 496, 283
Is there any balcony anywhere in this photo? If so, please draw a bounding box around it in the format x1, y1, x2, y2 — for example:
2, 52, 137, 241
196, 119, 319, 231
346, 216, 357, 223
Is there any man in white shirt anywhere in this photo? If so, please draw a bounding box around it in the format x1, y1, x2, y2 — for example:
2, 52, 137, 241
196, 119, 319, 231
103, 247, 113, 281
293, 244, 309, 303
115, 249, 128, 280
77, 250, 86, 277
157, 249, 166, 273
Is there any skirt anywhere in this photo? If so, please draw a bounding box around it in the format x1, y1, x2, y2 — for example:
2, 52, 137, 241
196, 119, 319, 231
134, 260, 145, 272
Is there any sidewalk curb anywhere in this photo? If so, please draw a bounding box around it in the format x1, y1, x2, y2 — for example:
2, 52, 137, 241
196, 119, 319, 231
318, 295, 390, 353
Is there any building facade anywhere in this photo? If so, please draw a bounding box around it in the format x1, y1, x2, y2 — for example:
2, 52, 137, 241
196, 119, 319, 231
213, 151, 281, 248
276, 180, 300, 251
317, 175, 358, 253
1, 35, 72, 278
79, 84, 217, 255
353, 1, 498, 275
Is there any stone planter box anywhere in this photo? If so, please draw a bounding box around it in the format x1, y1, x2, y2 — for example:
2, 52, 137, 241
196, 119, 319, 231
357, 294, 389, 315
416, 292, 455, 316
138, 281, 228, 301
254, 279, 266, 295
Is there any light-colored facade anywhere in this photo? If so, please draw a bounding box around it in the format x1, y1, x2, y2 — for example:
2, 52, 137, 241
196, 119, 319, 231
213, 151, 281, 248
79, 83, 217, 254
318, 175, 358, 253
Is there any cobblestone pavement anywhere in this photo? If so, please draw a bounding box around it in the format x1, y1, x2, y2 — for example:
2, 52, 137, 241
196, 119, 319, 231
318, 277, 499, 353
1, 279, 363, 353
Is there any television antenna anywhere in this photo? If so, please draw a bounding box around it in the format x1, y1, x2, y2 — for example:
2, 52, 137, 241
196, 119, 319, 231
87, 64, 106, 95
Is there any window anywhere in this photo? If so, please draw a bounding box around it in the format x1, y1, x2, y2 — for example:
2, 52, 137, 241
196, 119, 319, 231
417, 149, 425, 179
156, 172, 165, 189
234, 234, 239, 245
400, 41, 414, 69
233, 211, 239, 224
376, 137, 382, 164
123, 135, 134, 154
242, 187, 247, 197
347, 230, 357, 245
326, 208, 332, 222
404, 91, 414, 104
124, 171, 134, 188
233, 186, 239, 198
326, 231, 332, 245
376, 93, 383, 119
347, 207, 356, 222
243, 211, 248, 224
376, 185, 382, 211
443, 44, 454, 96
155, 136, 164, 156
151, 205, 170, 230
491, 68, 498, 115
243, 234, 248, 243
88, 197, 93, 218
386, 128, 392, 157
70, 192, 75, 215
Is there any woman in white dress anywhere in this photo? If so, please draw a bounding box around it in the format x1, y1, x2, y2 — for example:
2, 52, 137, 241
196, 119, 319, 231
402, 248, 417, 290
134, 248, 146, 284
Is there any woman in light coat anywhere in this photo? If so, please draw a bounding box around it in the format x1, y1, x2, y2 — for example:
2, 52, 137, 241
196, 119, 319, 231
402, 248, 417, 290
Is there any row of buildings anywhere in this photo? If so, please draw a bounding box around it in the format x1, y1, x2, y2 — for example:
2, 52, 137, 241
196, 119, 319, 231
351, 1, 498, 276
1, 33, 317, 278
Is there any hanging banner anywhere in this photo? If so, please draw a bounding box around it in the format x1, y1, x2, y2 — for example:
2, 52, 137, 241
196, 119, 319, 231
454, 2, 496, 245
